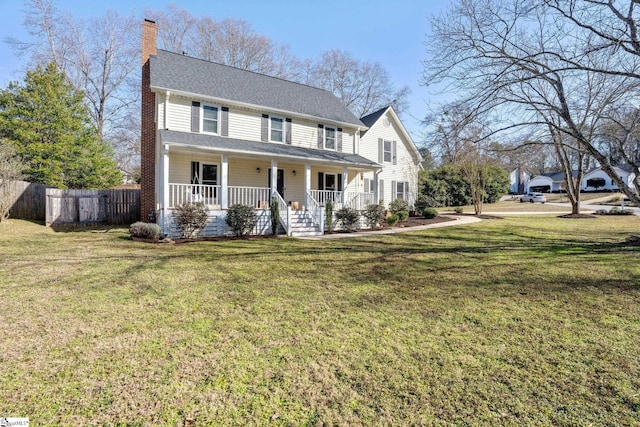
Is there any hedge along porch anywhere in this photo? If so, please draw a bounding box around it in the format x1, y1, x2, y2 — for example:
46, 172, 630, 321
158, 133, 381, 238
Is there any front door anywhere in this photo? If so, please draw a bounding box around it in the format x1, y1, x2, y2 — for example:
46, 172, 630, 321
268, 168, 285, 199
201, 164, 218, 201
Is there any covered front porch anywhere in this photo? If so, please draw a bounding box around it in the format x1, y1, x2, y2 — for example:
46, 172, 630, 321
162, 150, 378, 210
157, 131, 380, 236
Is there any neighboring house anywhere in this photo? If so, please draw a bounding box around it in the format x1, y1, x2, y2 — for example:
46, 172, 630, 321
140, 20, 421, 237
581, 165, 637, 192
526, 171, 576, 193
508, 167, 531, 194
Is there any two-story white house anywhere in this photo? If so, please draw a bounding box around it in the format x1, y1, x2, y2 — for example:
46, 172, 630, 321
140, 19, 421, 237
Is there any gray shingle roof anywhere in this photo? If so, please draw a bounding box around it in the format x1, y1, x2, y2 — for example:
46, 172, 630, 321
160, 130, 380, 168
150, 50, 365, 127
539, 171, 579, 181
360, 106, 389, 129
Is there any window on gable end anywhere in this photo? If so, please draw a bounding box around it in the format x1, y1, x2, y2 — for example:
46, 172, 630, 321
383, 140, 392, 162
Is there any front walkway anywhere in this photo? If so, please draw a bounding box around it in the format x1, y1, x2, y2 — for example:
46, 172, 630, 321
299, 215, 482, 240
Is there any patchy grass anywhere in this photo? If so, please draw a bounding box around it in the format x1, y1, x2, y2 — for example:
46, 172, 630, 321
1, 217, 639, 425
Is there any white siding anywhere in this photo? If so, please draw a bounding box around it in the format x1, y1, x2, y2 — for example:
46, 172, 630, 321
165, 95, 192, 132
360, 111, 420, 208
228, 108, 262, 141
290, 117, 318, 149
162, 96, 359, 156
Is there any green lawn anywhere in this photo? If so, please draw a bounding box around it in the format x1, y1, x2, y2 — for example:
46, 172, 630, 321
1, 217, 639, 425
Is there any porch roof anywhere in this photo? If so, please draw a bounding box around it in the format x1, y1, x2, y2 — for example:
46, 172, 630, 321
160, 130, 381, 169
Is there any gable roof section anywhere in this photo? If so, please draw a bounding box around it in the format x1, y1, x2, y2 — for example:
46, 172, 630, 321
359, 106, 423, 166
360, 106, 388, 128
160, 130, 380, 169
150, 49, 364, 128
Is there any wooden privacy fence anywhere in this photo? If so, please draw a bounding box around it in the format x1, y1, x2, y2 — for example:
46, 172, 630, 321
46, 188, 140, 226
3, 180, 49, 221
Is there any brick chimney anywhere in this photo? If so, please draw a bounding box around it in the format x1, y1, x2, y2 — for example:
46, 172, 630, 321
141, 19, 157, 222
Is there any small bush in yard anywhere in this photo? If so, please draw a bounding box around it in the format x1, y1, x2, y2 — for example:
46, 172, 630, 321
423, 208, 439, 219
595, 207, 635, 216
389, 198, 409, 214
270, 199, 280, 235
386, 214, 399, 227
129, 222, 161, 239
173, 201, 209, 238
325, 200, 334, 232
226, 204, 258, 236
454, 207, 464, 214
335, 206, 361, 230
362, 203, 386, 229
414, 195, 430, 213
396, 210, 409, 221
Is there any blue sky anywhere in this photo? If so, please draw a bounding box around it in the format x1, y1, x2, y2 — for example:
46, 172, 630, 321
0, 0, 452, 141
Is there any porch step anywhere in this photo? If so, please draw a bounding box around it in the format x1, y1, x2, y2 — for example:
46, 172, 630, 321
287, 211, 323, 237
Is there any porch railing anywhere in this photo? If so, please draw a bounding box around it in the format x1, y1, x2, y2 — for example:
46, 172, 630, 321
228, 186, 271, 208
309, 190, 342, 206
306, 191, 324, 233
169, 183, 220, 208
346, 192, 375, 210
272, 191, 290, 235
168, 184, 271, 208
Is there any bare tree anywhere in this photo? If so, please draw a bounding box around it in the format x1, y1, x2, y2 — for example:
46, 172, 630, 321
308, 49, 410, 117
424, 102, 485, 164
144, 4, 196, 53
7, 0, 140, 171
145, 6, 302, 80
424, 0, 640, 206
544, 0, 640, 78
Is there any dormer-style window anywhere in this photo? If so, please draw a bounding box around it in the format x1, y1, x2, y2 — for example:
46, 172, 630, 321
270, 116, 284, 142
317, 124, 342, 151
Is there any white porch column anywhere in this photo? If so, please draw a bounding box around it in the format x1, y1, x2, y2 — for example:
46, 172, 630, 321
341, 167, 348, 206
161, 144, 170, 233
304, 163, 311, 208
221, 154, 228, 209
271, 160, 278, 197
373, 170, 381, 204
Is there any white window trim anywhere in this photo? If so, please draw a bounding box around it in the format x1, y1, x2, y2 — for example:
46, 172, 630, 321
201, 104, 220, 135
383, 140, 393, 163
396, 181, 409, 200
269, 116, 284, 143
324, 126, 337, 151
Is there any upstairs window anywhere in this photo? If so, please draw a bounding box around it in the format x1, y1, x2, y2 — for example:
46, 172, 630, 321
325, 126, 336, 150
383, 140, 392, 163
202, 105, 219, 134
270, 116, 283, 142
317, 125, 342, 151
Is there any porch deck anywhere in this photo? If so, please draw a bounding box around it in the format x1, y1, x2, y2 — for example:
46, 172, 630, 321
168, 183, 375, 211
